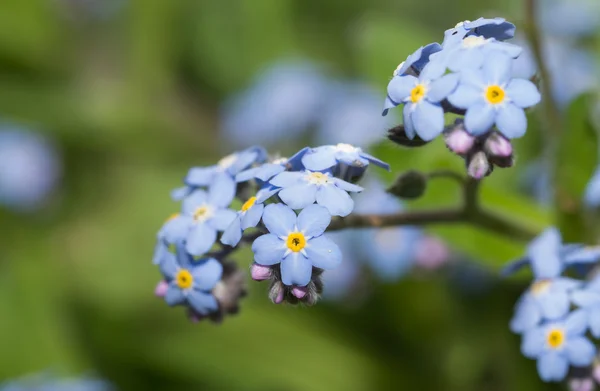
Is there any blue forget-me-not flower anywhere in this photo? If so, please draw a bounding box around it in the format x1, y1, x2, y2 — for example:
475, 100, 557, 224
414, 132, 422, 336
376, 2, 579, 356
235, 147, 309, 183
251, 203, 342, 287
301, 143, 390, 176
441, 18, 516, 48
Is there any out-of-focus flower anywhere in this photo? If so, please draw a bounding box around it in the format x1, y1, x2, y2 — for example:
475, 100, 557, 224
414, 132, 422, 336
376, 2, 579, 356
571, 275, 600, 337
319, 231, 362, 301
0, 373, 112, 391
584, 166, 600, 208
0, 127, 61, 212
220, 60, 327, 147
251, 204, 341, 286
413, 236, 450, 270
442, 18, 516, 48
538, 0, 600, 38
521, 311, 596, 382
448, 51, 541, 138
235, 147, 309, 183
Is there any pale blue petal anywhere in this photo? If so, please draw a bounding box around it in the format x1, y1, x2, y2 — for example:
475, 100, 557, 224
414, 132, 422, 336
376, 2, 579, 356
552, 277, 582, 291
188, 290, 219, 315
280, 253, 313, 286
297, 204, 331, 237
510, 297, 542, 333
252, 233, 286, 265
528, 227, 562, 279
208, 173, 236, 207
464, 103, 495, 135
262, 203, 297, 236
171, 186, 191, 201
153, 241, 169, 265
316, 185, 354, 217
185, 167, 215, 186
448, 48, 485, 72
460, 68, 486, 88
332, 178, 363, 192
220, 215, 242, 247
566, 309, 589, 335
279, 184, 318, 210
566, 337, 595, 366
159, 252, 178, 280
538, 290, 570, 320
175, 242, 193, 269
241, 203, 264, 230
419, 58, 446, 80
485, 41, 522, 58
269, 171, 303, 188
360, 152, 390, 171
305, 235, 342, 270
521, 328, 546, 358
572, 290, 600, 308
254, 164, 286, 182
256, 185, 280, 203
287, 147, 310, 170
413, 101, 444, 141
589, 309, 600, 338
302, 149, 337, 171
382, 96, 396, 115
234, 166, 261, 183
427, 73, 460, 102
483, 51, 512, 84
182, 190, 208, 215
387, 75, 418, 103
402, 104, 416, 139
496, 103, 527, 139
185, 223, 217, 256
448, 84, 482, 109
506, 79, 541, 108
191, 258, 223, 291
537, 352, 568, 382
209, 208, 237, 231
164, 285, 186, 306
159, 216, 191, 244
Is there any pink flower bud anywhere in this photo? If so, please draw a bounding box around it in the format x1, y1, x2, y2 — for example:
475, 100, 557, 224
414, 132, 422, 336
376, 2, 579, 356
414, 236, 450, 270
485, 133, 513, 158
467, 151, 491, 180
154, 280, 169, 297
274, 289, 284, 304
250, 263, 272, 281
445, 128, 476, 155
291, 286, 308, 299
568, 378, 594, 391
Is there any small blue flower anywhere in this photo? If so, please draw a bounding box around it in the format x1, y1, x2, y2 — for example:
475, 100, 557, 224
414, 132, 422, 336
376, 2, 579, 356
268, 170, 363, 216
160, 174, 237, 256
159, 244, 223, 315
384, 63, 459, 141
448, 51, 541, 138
251, 203, 342, 286
521, 311, 596, 382
584, 166, 600, 208
392, 43, 442, 77
442, 18, 516, 48
301, 144, 390, 175
235, 147, 309, 183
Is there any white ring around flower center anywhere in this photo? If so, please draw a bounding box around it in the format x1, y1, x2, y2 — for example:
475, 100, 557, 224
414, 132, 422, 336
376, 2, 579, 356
305, 172, 330, 185
335, 143, 359, 154
461, 35, 488, 48
193, 204, 215, 223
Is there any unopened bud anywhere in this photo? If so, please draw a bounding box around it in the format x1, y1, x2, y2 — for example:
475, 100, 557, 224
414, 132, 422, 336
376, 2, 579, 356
292, 286, 308, 299
484, 132, 513, 158
387, 125, 429, 147
568, 378, 594, 391
154, 280, 168, 297
387, 170, 428, 199
445, 127, 476, 155
467, 151, 491, 180
250, 263, 272, 281
269, 281, 285, 304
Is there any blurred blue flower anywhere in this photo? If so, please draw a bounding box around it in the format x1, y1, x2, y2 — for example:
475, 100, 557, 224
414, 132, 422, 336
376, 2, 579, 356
392, 43, 442, 77
220, 60, 327, 147
448, 51, 540, 138
252, 204, 341, 286
0, 373, 112, 391
538, 0, 600, 38
0, 127, 61, 212
384, 62, 459, 140
521, 311, 595, 382
301, 144, 390, 175
235, 147, 309, 183
159, 244, 222, 315
268, 170, 362, 216
319, 231, 362, 301
161, 174, 237, 256
584, 165, 600, 208
441, 17, 516, 48
316, 82, 398, 148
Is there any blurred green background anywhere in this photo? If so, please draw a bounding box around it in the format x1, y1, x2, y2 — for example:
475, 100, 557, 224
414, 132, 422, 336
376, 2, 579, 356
0, 0, 597, 390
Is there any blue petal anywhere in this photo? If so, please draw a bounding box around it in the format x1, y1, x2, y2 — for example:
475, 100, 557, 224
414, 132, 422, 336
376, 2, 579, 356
262, 203, 296, 236
256, 185, 280, 203
448, 48, 485, 73
191, 258, 223, 291
175, 242, 194, 269
448, 84, 482, 109
566, 337, 595, 367
537, 352, 569, 382
566, 309, 589, 335
589, 309, 600, 338
185, 223, 217, 256
402, 104, 416, 139
159, 215, 191, 244
538, 290, 570, 320
302, 148, 337, 171
254, 164, 286, 182
182, 190, 208, 215
564, 245, 600, 264
153, 241, 169, 265
360, 152, 390, 171
510, 297, 542, 333
164, 285, 186, 306
332, 178, 363, 192
171, 186, 191, 201
571, 290, 600, 308
316, 184, 354, 217
460, 68, 486, 89
208, 173, 236, 208
234, 166, 261, 183
269, 171, 304, 188
496, 103, 527, 139
482, 51, 512, 85
297, 204, 331, 237
387, 75, 418, 103
188, 290, 219, 315
413, 101, 445, 141
287, 147, 310, 170
464, 103, 495, 135
528, 227, 562, 279
382, 96, 396, 114
584, 167, 600, 208
185, 166, 216, 187
209, 208, 237, 231
466, 17, 515, 40
412, 42, 442, 72
241, 203, 264, 230
220, 215, 242, 247
280, 253, 313, 286
252, 233, 286, 265
159, 252, 178, 280
305, 235, 342, 270
521, 328, 546, 358
427, 73, 460, 102
279, 184, 318, 210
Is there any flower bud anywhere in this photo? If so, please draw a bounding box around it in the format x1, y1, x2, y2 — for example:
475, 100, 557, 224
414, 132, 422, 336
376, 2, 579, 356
484, 132, 513, 158
387, 170, 428, 199
269, 281, 285, 304
292, 286, 308, 299
568, 378, 594, 391
414, 236, 450, 270
387, 125, 429, 147
250, 263, 272, 281
444, 127, 476, 155
467, 151, 491, 180
154, 280, 168, 297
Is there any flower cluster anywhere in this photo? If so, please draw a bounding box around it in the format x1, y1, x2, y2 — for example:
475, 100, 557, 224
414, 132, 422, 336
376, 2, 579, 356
383, 17, 541, 179
505, 228, 600, 383
152, 144, 389, 316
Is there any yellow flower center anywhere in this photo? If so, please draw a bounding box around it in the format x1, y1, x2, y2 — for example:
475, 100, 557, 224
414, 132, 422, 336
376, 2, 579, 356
286, 232, 306, 252
530, 280, 552, 296
547, 328, 565, 349
193, 205, 213, 222
485, 85, 505, 105
305, 172, 330, 185
241, 197, 257, 212
165, 213, 179, 222
461, 35, 487, 48
410, 84, 427, 103
176, 270, 194, 289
